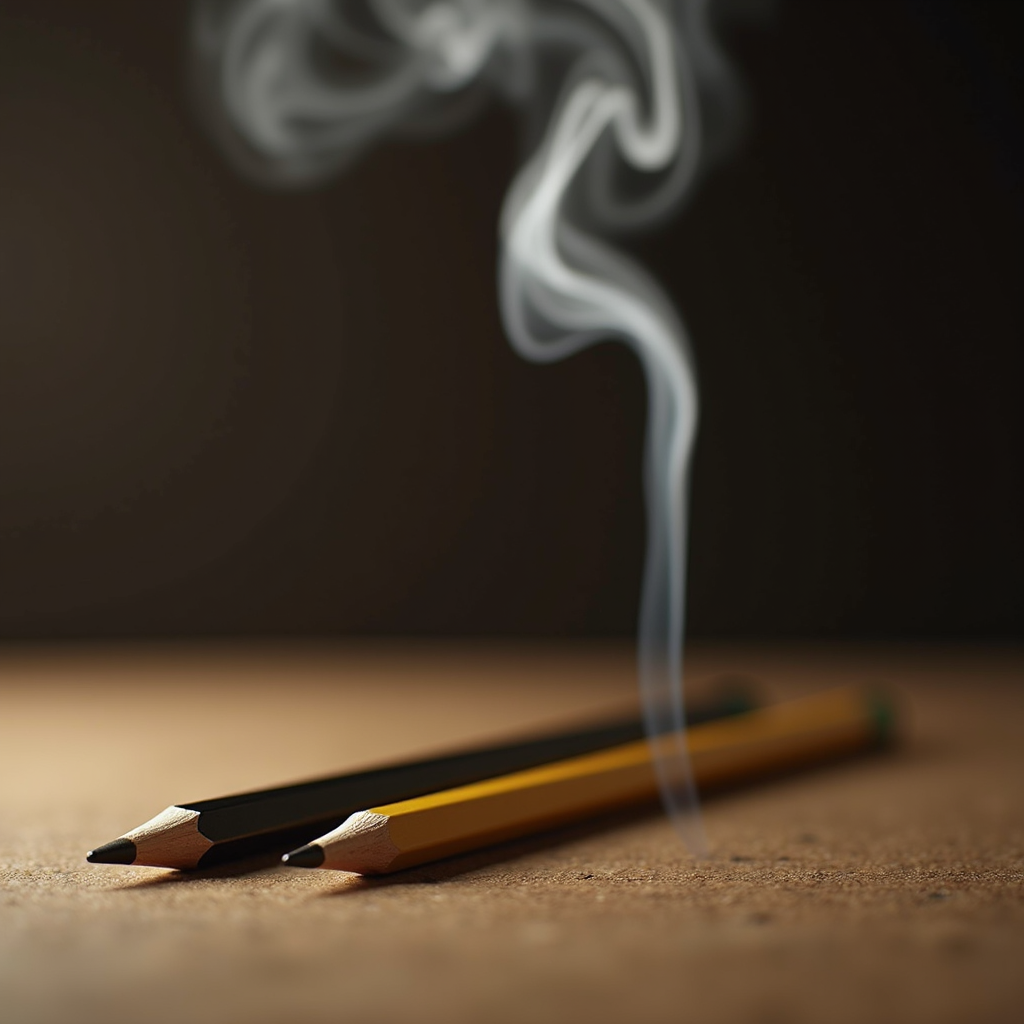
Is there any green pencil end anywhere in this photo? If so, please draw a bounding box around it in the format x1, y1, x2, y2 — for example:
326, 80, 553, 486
867, 689, 899, 747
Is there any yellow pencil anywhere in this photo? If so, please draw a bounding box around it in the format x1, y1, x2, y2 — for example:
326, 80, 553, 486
283, 686, 894, 874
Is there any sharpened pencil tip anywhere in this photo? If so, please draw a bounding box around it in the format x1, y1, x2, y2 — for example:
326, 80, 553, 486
86, 838, 137, 865
282, 844, 325, 868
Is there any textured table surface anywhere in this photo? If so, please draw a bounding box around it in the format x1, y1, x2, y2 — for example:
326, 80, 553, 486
1, 642, 1022, 1024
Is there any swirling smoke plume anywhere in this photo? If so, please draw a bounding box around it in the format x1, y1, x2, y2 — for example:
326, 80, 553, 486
191, 0, 745, 851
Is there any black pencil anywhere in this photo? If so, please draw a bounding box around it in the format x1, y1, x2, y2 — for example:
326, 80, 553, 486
86, 681, 756, 870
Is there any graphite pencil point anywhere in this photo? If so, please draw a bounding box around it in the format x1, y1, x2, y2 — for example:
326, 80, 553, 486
282, 844, 325, 868
86, 838, 137, 865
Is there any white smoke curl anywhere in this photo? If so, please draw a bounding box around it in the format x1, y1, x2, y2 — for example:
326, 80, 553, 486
192, 0, 744, 851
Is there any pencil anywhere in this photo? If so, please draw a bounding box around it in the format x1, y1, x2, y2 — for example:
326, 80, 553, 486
86, 682, 755, 869
283, 685, 894, 874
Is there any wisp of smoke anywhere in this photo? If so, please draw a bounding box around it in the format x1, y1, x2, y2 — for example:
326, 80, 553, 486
191, 0, 744, 853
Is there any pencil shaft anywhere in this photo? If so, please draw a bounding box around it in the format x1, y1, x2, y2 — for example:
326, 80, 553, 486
88, 685, 755, 868
304, 686, 891, 874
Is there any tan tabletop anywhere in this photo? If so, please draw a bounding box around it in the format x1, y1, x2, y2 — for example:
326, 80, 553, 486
1, 642, 1022, 1024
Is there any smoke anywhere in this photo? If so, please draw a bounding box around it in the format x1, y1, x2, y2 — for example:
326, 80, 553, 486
191, 0, 744, 852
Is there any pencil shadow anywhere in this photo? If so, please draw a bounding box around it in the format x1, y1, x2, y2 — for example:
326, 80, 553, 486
319, 743, 918, 896
696, 740, 922, 811
106, 852, 285, 890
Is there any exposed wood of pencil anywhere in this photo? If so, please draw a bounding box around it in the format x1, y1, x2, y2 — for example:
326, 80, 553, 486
290, 686, 892, 874
86, 685, 755, 869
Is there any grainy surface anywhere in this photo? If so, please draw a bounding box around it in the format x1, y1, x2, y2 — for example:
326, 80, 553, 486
1, 642, 1022, 1024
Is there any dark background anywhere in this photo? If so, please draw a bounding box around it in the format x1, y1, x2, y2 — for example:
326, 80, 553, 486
0, 0, 1020, 641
